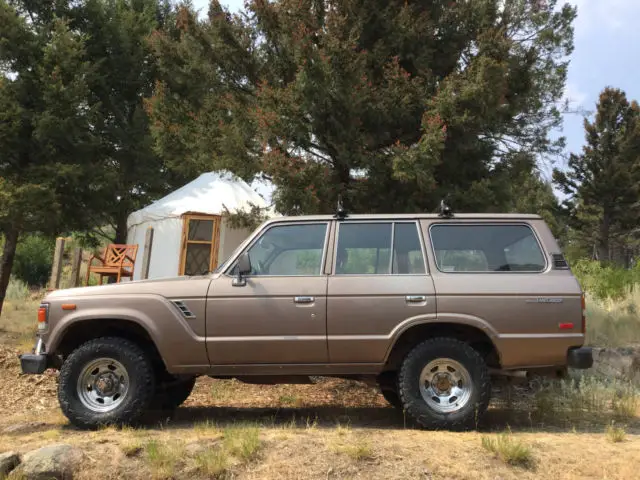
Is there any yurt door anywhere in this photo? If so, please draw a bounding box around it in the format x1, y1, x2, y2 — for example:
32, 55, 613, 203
179, 214, 221, 276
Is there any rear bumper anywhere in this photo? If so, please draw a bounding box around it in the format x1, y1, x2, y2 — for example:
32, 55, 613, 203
567, 346, 593, 369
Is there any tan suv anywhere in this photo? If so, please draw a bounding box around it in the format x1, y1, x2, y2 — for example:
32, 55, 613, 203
20, 212, 592, 430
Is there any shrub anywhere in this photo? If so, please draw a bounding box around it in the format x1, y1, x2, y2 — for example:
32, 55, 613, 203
5, 277, 30, 301
572, 259, 639, 300
12, 234, 54, 287
195, 447, 229, 477
605, 423, 626, 443
223, 424, 261, 461
482, 430, 533, 467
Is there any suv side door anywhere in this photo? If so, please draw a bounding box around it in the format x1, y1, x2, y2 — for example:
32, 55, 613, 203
327, 220, 436, 364
206, 221, 331, 365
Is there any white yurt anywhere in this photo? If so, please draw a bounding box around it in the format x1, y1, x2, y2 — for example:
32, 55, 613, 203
126, 171, 271, 280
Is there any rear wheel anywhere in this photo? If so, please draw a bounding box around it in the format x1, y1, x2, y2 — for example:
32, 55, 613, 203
58, 337, 155, 429
397, 337, 490, 430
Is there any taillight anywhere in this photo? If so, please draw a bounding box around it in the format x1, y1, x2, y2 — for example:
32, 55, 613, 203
37, 304, 49, 331
581, 294, 586, 334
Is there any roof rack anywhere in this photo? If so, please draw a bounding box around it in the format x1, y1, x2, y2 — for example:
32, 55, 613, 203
438, 198, 453, 218
334, 195, 348, 220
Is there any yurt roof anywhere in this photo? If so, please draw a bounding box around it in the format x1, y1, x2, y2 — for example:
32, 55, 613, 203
127, 171, 270, 228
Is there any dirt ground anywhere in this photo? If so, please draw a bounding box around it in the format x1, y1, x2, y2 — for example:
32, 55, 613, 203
1, 343, 640, 479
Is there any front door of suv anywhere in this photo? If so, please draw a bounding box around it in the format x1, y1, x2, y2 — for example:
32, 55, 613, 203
327, 221, 436, 364
206, 222, 330, 365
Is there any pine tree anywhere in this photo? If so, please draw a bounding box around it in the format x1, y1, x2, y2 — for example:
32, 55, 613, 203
0, 1, 101, 315
553, 87, 640, 265
150, 0, 576, 216
67, 0, 180, 243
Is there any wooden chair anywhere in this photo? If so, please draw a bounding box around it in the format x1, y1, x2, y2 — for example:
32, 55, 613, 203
85, 244, 138, 285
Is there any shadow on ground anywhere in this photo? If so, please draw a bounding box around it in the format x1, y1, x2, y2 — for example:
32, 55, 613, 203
147, 404, 640, 434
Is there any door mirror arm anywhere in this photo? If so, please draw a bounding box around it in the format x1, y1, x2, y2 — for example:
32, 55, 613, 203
232, 252, 251, 287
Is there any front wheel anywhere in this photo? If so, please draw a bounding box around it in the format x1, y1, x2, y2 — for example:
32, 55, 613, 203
58, 337, 155, 429
397, 337, 490, 430
152, 376, 196, 411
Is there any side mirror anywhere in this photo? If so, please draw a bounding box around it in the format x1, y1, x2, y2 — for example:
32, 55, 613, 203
232, 252, 251, 287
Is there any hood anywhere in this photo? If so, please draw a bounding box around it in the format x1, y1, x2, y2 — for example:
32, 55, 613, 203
46, 275, 215, 300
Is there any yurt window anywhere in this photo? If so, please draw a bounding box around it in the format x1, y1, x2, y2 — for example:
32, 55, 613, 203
180, 214, 221, 275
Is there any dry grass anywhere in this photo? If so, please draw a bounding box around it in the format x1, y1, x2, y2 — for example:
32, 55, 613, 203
0, 291, 639, 479
332, 436, 375, 461
194, 446, 230, 477
606, 422, 626, 443
0, 295, 40, 352
482, 430, 533, 468
586, 288, 640, 347
144, 439, 186, 480
526, 373, 640, 426
222, 424, 261, 462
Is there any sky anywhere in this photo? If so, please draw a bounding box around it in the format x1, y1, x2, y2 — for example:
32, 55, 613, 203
193, 0, 640, 184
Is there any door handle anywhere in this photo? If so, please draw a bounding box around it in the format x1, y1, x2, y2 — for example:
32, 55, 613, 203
294, 296, 315, 304
406, 295, 427, 303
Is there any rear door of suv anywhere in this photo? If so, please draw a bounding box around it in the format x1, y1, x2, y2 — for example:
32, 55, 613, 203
422, 219, 583, 369
326, 220, 436, 364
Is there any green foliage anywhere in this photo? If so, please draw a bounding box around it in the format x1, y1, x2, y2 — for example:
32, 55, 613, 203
572, 259, 640, 300
12, 235, 54, 287
149, 0, 576, 216
222, 202, 271, 230
554, 88, 640, 266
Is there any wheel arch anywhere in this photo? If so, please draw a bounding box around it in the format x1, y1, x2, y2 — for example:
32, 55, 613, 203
53, 318, 166, 372
383, 321, 501, 372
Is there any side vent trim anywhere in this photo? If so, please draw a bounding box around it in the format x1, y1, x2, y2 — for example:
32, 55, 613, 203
172, 300, 196, 319
552, 253, 569, 270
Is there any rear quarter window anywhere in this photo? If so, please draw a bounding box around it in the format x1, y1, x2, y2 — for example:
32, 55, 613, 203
429, 224, 546, 273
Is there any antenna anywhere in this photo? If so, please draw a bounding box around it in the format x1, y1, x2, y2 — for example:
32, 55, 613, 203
334, 195, 348, 219
438, 197, 453, 218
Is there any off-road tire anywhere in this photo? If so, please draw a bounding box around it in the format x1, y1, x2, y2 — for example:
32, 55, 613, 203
378, 372, 402, 409
58, 337, 155, 429
151, 376, 196, 411
397, 337, 490, 430
381, 387, 403, 410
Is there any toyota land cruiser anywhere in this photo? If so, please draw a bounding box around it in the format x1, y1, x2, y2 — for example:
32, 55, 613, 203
20, 212, 592, 430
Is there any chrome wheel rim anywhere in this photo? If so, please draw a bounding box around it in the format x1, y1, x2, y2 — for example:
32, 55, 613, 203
419, 358, 472, 414
77, 358, 129, 413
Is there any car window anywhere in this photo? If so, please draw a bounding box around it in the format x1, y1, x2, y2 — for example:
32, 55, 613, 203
392, 223, 426, 274
435, 250, 489, 272
244, 223, 327, 276
430, 224, 546, 272
335, 222, 426, 275
268, 249, 324, 276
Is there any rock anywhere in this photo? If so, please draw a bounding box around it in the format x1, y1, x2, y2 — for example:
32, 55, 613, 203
2, 422, 46, 434
0, 452, 20, 476
592, 347, 640, 382
12, 444, 84, 480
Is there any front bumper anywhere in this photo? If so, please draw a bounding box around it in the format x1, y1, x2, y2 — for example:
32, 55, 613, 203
567, 346, 593, 369
19, 338, 49, 374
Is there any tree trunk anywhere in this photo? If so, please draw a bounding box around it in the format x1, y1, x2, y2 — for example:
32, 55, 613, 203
597, 211, 611, 263
114, 212, 128, 244
0, 227, 20, 317
109, 212, 129, 284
